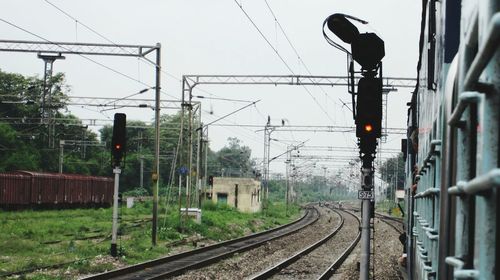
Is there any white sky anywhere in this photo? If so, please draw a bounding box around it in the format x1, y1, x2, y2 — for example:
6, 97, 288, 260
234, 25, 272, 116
1, 0, 421, 177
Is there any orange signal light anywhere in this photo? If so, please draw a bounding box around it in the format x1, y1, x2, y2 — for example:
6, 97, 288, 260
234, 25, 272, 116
364, 124, 373, 132
115, 144, 121, 150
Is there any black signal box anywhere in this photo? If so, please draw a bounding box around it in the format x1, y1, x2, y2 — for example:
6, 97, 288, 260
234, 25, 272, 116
111, 113, 126, 167
356, 77, 383, 138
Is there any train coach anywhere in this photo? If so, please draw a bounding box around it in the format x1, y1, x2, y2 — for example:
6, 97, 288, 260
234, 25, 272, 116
0, 171, 114, 209
403, 0, 499, 279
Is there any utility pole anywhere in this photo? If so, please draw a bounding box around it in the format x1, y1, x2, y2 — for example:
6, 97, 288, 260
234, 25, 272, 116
59, 140, 64, 173
262, 117, 271, 202
323, 166, 328, 197
285, 148, 291, 215
151, 43, 161, 246
140, 155, 144, 188
204, 128, 209, 201
38, 53, 65, 149
196, 121, 203, 208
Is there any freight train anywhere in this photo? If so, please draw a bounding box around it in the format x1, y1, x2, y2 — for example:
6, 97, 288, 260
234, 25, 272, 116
403, 0, 498, 279
0, 171, 114, 209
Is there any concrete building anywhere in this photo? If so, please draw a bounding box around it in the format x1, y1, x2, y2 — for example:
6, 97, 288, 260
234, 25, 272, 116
210, 177, 261, 213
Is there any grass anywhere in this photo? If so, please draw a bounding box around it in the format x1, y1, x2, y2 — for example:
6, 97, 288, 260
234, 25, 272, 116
375, 199, 404, 217
0, 200, 301, 279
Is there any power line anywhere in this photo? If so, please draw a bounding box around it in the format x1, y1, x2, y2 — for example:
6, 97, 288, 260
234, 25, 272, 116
232, 1, 335, 123
233, 0, 295, 74
263, 1, 348, 130
42, 0, 226, 102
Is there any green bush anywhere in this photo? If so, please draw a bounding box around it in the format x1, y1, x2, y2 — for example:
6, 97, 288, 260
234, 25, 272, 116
123, 187, 149, 197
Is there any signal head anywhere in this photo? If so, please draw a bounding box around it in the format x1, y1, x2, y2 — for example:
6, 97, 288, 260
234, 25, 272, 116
326, 14, 360, 44
351, 33, 385, 70
111, 113, 127, 167
364, 124, 373, 132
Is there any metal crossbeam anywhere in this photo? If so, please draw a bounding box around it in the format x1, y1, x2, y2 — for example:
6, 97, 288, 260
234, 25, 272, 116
60, 140, 104, 147
206, 124, 406, 135
0, 39, 158, 58
67, 96, 182, 109
184, 74, 416, 89
0, 95, 183, 110
299, 145, 402, 153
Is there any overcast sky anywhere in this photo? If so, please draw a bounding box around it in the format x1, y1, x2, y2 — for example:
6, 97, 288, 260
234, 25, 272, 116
1, 0, 421, 177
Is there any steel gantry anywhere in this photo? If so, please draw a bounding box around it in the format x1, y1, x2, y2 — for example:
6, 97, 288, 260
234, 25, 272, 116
58, 139, 105, 173
0, 39, 163, 246
182, 75, 416, 89
180, 74, 416, 206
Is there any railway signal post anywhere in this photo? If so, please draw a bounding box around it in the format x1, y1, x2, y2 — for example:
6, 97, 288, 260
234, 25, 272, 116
110, 113, 126, 257
324, 13, 384, 280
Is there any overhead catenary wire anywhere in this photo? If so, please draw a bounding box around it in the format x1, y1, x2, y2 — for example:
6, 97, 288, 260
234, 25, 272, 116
42, 0, 228, 102
263, 1, 341, 107
232, 1, 336, 124
265, 0, 344, 132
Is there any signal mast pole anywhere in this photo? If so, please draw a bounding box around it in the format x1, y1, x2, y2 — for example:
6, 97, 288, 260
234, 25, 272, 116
110, 166, 121, 257
110, 113, 126, 257
324, 13, 385, 280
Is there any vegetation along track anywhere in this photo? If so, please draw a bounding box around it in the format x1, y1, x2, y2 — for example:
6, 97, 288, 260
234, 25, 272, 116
83, 206, 319, 280
250, 207, 361, 280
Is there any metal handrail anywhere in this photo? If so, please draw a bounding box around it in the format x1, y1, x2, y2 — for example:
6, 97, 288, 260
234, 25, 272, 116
448, 91, 482, 126
415, 188, 440, 198
463, 12, 500, 91
419, 140, 441, 175
445, 257, 480, 279
448, 169, 500, 195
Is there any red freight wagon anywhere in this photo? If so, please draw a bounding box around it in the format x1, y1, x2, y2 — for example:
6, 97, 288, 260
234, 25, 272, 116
15, 171, 65, 205
76, 174, 93, 204
92, 176, 113, 204
0, 173, 31, 207
103, 178, 114, 205
62, 174, 93, 205
0, 171, 114, 209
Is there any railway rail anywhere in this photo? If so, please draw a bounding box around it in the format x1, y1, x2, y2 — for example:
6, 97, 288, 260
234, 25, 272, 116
375, 213, 404, 234
250, 207, 361, 280
84, 206, 319, 280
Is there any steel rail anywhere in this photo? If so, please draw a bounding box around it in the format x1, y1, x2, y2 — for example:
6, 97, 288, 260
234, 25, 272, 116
376, 214, 404, 234
249, 208, 345, 279
84, 206, 320, 280
317, 208, 361, 280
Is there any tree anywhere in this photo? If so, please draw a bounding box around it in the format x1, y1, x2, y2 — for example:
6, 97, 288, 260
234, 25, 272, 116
0, 69, 100, 173
0, 123, 40, 171
379, 153, 405, 199
211, 137, 255, 177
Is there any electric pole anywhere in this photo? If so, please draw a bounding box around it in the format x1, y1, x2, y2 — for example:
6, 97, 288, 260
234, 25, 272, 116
38, 53, 65, 149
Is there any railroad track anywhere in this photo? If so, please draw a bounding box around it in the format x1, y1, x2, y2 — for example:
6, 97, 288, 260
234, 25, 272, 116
250, 207, 361, 280
343, 204, 404, 234
83, 206, 320, 280
375, 213, 404, 234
